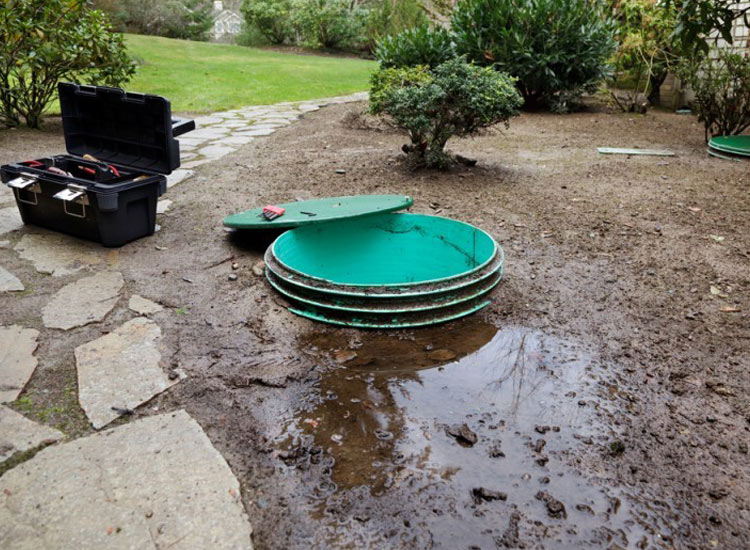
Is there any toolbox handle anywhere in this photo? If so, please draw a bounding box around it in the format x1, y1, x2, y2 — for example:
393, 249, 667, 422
171, 117, 196, 137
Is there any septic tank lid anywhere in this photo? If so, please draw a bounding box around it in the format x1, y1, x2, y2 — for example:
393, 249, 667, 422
223, 194, 413, 229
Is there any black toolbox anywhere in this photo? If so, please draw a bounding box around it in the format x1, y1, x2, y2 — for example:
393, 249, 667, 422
1, 82, 195, 247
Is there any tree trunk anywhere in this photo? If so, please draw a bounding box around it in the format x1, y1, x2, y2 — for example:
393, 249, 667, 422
647, 70, 668, 106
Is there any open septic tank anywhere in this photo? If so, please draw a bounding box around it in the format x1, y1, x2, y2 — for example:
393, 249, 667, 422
225, 195, 504, 328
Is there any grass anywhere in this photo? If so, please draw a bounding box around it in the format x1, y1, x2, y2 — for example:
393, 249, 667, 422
123, 34, 377, 113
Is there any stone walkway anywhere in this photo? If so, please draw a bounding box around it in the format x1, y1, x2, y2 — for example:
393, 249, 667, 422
0, 91, 367, 549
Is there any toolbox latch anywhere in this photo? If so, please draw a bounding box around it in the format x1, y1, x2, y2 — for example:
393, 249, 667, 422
54, 184, 90, 219
7, 173, 41, 205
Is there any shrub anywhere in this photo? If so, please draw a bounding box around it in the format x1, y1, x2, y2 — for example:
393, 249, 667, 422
0, 0, 136, 128
375, 24, 456, 69
451, 0, 616, 112
609, 0, 680, 112
678, 51, 750, 141
293, 0, 362, 50
234, 22, 271, 46
363, 0, 429, 54
95, 0, 215, 41
163, 0, 215, 41
370, 57, 523, 169
241, 0, 294, 44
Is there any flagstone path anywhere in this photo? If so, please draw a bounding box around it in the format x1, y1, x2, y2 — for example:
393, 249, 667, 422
0, 411, 253, 550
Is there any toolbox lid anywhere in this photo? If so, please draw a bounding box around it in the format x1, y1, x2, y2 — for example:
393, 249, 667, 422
58, 82, 194, 175
223, 195, 414, 229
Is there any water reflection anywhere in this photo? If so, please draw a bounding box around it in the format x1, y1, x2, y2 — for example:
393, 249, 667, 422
278, 322, 658, 547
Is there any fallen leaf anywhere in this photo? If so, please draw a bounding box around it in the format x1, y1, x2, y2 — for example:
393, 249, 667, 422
428, 349, 457, 362
710, 384, 735, 396
303, 418, 319, 428
710, 235, 725, 242
720, 306, 740, 313
710, 285, 728, 298
252, 260, 265, 277
688, 207, 701, 213
333, 349, 357, 363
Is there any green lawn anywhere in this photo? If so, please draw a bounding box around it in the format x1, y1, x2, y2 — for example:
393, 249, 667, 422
124, 34, 377, 113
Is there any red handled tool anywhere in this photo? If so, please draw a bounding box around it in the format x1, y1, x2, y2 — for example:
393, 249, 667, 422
262, 205, 285, 221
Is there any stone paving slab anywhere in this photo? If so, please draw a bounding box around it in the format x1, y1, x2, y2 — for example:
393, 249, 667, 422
0, 207, 23, 236
199, 144, 237, 160
156, 200, 172, 215
128, 295, 163, 316
14, 233, 109, 277
181, 158, 212, 169
75, 317, 177, 429
0, 410, 254, 549
0, 266, 24, 292
166, 169, 193, 189
193, 115, 224, 125
238, 128, 276, 137
189, 127, 229, 140
0, 326, 39, 404
42, 271, 124, 330
221, 136, 255, 146
0, 406, 63, 463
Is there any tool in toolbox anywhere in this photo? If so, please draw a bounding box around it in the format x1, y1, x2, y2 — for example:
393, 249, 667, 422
1, 82, 195, 247
262, 205, 286, 221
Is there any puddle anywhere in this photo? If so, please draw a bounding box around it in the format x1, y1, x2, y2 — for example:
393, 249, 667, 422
276, 321, 668, 548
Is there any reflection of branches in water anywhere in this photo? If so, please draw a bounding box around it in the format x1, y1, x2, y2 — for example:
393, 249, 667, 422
484, 333, 546, 416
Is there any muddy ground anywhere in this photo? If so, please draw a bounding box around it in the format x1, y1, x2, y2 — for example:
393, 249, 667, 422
1, 102, 748, 549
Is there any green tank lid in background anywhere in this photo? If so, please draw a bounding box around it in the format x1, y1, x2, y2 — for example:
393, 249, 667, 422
708, 135, 750, 156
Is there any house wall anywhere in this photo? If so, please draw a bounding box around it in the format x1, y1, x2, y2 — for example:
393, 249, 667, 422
710, 2, 750, 54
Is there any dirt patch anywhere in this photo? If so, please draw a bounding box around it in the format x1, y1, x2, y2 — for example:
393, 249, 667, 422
1, 101, 748, 549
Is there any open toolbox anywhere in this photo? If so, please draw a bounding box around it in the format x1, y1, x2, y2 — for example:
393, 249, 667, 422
1, 82, 195, 247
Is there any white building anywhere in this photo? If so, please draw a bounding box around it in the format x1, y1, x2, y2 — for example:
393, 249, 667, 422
212, 0, 242, 42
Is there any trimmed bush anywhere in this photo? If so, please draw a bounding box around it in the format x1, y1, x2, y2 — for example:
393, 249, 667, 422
370, 57, 523, 169
241, 0, 295, 44
375, 24, 456, 69
678, 51, 750, 141
0, 0, 135, 128
451, 0, 616, 112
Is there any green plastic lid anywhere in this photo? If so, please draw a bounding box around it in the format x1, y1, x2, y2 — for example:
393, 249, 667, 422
223, 194, 413, 229
708, 135, 750, 156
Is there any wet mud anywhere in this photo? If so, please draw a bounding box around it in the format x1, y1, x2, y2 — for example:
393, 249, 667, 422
271, 321, 664, 548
